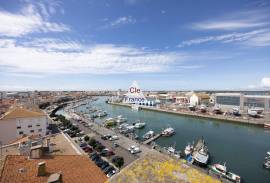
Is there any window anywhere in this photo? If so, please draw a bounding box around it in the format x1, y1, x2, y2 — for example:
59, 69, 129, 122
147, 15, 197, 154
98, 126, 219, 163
38, 129, 42, 132
17, 126, 21, 129
36, 124, 40, 127
28, 125, 32, 128
30, 130, 34, 133
19, 131, 24, 135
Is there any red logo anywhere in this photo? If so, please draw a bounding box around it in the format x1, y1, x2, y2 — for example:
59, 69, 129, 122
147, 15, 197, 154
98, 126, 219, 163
129, 87, 140, 93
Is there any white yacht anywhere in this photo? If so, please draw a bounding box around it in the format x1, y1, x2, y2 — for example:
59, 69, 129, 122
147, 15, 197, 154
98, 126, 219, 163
161, 127, 175, 137
115, 115, 127, 123
97, 111, 107, 117
143, 130, 155, 140
200, 104, 207, 113
134, 121, 146, 129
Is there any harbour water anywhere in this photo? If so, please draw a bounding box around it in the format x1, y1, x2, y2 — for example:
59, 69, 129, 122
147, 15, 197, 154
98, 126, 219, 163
76, 97, 270, 183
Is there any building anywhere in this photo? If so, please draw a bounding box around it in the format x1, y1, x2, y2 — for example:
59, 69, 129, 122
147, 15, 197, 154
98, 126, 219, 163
214, 93, 270, 112
0, 108, 48, 144
0, 155, 107, 183
189, 93, 210, 106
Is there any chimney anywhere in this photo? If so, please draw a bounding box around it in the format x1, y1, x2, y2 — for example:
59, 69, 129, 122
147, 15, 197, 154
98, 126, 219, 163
37, 162, 46, 176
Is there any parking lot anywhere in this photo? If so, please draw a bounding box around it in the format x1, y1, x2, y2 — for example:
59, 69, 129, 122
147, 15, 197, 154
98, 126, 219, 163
70, 118, 139, 168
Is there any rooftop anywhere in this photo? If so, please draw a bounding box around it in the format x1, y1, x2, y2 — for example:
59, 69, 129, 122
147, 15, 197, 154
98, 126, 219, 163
0, 155, 107, 183
0, 107, 45, 120
109, 152, 220, 183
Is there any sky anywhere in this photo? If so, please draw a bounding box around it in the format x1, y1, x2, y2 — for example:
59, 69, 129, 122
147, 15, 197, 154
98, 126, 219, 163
0, 0, 270, 91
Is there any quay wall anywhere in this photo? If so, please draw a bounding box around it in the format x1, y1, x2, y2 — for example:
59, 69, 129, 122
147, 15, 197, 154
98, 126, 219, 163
108, 102, 267, 127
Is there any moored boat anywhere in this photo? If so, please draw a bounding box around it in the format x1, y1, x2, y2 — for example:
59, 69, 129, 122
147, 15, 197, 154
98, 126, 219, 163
143, 130, 155, 140
115, 115, 127, 123
188, 104, 196, 111
200, 104, 207, 113
161, 127, 175, 137
213, 105, 222, 114
232, 107, 241, 116
184, 143, 194, 156
192, 137, 210, 166
209, 163, 241, 183
133, 120, 146, 129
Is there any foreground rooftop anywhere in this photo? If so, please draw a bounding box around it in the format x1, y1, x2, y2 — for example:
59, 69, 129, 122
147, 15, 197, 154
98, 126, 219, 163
0, 155, 107, 183
109, 152, 220, 183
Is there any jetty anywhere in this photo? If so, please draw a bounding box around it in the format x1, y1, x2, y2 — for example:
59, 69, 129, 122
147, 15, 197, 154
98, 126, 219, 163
143, 133, 161, 145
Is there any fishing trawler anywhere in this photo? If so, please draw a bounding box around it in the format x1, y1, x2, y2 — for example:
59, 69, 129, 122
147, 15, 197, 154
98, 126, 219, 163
192, 137, 210, 166
209, 163, 241, 183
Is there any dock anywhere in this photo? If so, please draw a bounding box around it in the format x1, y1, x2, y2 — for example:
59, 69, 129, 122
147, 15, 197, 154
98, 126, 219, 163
143, 133, 161, 145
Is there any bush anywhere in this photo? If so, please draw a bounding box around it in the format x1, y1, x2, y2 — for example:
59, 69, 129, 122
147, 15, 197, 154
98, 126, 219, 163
88, 138, 97, 147
95, 143, 105, 152
84, 135, 90, 142
112, 156, 124, 168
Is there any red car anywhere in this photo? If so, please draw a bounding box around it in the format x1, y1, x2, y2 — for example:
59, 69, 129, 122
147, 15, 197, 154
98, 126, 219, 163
82, 146, 93, 153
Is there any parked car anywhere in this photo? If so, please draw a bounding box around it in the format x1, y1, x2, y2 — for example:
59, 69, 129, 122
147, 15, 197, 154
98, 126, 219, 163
104, 166, 115, 174
113, 142, 119, 148
128, 145, 141, 154
80, 143, 87, 148
109, 135, 119, 141
101, 134, 112, 140
100, 162, 110, 170
100, 148, 114, 157
106, 170, 116, 177
83, 146, 93, 153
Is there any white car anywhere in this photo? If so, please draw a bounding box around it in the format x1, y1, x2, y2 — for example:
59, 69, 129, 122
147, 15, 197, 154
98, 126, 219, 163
128, 145, 137, 152
109, 135, 119, 141
131, 147, 141, 154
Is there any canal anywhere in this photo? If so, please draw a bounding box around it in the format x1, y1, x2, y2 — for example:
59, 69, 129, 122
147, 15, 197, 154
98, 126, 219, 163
76, 97, 270, 183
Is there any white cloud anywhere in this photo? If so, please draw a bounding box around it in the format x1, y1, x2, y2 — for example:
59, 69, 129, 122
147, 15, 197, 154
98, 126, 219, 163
178, 29, 270, 47
261, 77, 270, 87
192, 9, 269, 30
0, 4, 69, 37
110, 16, 136, 27
0, 38, 185, 75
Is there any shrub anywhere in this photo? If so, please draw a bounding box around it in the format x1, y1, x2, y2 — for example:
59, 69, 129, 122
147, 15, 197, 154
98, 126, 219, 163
88, 138, 97, 147
112, 156, 124, 168
84, 135, 90, 142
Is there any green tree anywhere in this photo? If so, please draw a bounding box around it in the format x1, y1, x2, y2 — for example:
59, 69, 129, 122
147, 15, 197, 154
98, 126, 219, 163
84, 135, 90, 142
112, 156, 124, 168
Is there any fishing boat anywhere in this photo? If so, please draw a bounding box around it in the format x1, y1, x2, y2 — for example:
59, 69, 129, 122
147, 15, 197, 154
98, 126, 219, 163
213, 106, 222, 114
164, 143, 181, 159
188, 104, 196, 111
232, 107, 241, 116
200, 104, 207, 113
247, 109, 258, 118
97, 111, 107, 118
192, 137, 210, 166
263, 161, 270, 170
133, 120, 146, 129
115, 115, 127, 123
161, 127, 175, 137
209, 163, 241, 183
184, 143, 194, 156
143, 130, 155, 140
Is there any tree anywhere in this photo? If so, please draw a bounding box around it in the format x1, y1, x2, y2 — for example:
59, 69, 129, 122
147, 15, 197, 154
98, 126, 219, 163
112, 156, 124, 168
88, 138, 96, 147
84, 135, 90, 142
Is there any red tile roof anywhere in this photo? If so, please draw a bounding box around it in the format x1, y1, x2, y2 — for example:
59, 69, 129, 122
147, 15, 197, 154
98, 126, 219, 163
0, 155, 107, 183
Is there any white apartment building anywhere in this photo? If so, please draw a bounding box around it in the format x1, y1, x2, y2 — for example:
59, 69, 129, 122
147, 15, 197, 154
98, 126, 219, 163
0, 108, 48, 144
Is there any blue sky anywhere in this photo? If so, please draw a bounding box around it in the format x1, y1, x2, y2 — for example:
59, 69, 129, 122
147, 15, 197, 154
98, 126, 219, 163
0, 0, 270, 90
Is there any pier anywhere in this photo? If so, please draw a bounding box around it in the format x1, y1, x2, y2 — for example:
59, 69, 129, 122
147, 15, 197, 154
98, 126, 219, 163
142, 133, 161, 145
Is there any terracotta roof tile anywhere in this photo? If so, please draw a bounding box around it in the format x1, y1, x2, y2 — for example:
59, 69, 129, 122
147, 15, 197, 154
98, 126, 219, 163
0, 155, 107, 183
1, 108, 45, 120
